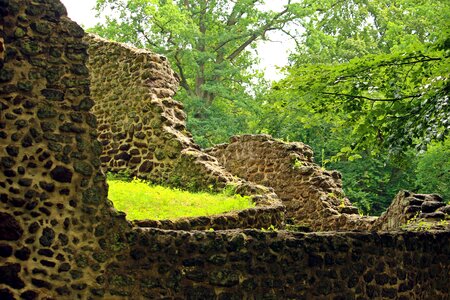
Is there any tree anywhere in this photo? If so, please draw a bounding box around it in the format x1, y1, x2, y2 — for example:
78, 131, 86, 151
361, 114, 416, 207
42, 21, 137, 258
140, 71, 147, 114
276, 0, 450, 155
415, 139, 450, 202
91, 0, 328, 146
283, 43, 449, 155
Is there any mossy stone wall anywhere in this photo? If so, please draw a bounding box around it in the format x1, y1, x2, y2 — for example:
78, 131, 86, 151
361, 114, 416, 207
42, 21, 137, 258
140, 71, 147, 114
207, 135, 377, 231
0, 1, 125, 298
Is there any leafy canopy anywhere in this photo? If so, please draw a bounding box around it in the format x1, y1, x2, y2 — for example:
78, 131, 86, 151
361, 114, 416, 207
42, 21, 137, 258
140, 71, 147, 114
276, 0, 450, 155
91, 0, 316, 102
282, 43, 449, 155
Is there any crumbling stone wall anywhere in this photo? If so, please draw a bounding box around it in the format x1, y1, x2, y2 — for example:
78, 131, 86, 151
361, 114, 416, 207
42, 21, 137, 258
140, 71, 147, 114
1, 1, 449, 299
373, 190, 450, 231
86, 34, 286, 230
0, 1, 125, 298
106, 229, 450, 299
207, 135, 377, 231
87, 34, 243, 192
87, 34, 190, 182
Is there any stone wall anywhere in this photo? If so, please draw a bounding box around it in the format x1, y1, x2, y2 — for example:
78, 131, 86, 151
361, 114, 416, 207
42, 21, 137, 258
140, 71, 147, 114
1, 1, 449, 299
87, 34, 238, 191
373, 190, 450, 231
86, 34, 286, 230
207, 135, 377, 231
134, 200, 285, 231
0, 1, 124, 298
86, 34, 188, 182
103, 229, 450, 299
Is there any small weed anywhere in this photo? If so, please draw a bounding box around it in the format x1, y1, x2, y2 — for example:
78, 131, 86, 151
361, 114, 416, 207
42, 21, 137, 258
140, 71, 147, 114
401, 211, 420, 230
401, 212, 437, 232
261, 225, 277, 232
292, 158, 303, 169
415, 220, 432, 232
438, 219, 449, 227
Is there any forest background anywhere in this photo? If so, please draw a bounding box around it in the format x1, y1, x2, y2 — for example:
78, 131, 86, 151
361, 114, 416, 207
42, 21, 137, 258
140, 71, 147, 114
75, 0, 448, 215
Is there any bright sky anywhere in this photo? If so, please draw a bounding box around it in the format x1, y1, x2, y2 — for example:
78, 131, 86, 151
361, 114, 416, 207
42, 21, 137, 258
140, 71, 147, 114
60, 0, 295, 81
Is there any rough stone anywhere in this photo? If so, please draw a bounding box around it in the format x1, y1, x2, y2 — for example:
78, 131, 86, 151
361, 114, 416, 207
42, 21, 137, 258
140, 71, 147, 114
0, 212, 23, 241
421, 201, 445, 213
0, 244, 13, 257
0, 264, 25, 289
50, 166, 73, 183
0, 289, 15, 300
39, 227, 55, 247
14, 247, 31, 261
20, 290, 39, 300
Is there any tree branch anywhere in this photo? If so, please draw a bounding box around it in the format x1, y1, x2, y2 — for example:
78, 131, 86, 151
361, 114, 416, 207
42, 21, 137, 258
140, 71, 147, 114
226, 6, 293, 61
137, 28, 160, 48
321, 92, 421, 102
281, 28, 302, 49
174, 51, 192, 94
226, 0, 259, 26
214, 32, 255, 52
335, 56, 443, 82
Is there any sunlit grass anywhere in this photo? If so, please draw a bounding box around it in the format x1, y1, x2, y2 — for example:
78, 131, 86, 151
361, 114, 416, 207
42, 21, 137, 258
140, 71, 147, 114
107, 178, 255, 220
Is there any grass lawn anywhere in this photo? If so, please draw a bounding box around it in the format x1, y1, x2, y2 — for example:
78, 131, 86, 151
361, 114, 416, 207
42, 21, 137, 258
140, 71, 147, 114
107, 178, 255, 220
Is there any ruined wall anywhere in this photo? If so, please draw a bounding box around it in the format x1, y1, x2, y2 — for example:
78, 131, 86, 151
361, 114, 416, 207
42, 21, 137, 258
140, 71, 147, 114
104, 229, 450, 299
0, 1, 128, 298
87, 34, 190, 182
86, 34, 286, 230
87, 34, 242, 192
373, 191, 450, 231
207, 135, 377, 231
1, 1, 449, 299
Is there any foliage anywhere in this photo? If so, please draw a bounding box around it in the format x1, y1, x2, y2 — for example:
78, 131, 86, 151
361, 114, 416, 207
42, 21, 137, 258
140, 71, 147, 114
282, 44, 449, 155
259, 0, 449, 214
279, 0, 450, 155
292, 0, 450, 64
182, 94, 258, 147
260, 224, 277, 232
414, 139, 450, 202
91, 0, 325, 146
107, 178, 254, 220
330, 154, 417, 215
93, 0, 448, 214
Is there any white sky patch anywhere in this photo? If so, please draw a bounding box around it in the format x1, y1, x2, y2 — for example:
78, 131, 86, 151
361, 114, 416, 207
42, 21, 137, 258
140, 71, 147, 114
60, 0, 297, 82
60, 0, 99, 28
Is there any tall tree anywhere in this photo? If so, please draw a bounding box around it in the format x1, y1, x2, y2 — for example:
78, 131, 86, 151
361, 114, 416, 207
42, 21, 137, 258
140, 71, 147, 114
92, 0, 316, 103
91, 0, 325, 146
276, 0, 450, 155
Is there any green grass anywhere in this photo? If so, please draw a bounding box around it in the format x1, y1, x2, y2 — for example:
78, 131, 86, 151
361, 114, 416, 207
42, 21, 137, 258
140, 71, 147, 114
107, 178, 255, 220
